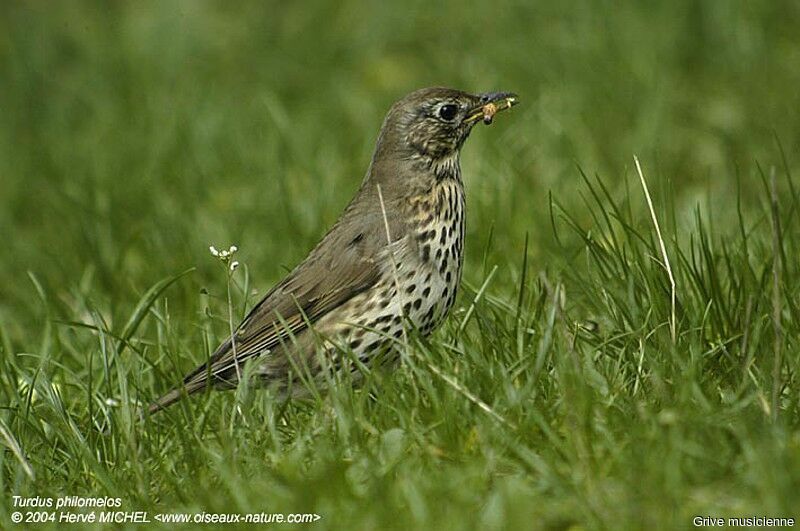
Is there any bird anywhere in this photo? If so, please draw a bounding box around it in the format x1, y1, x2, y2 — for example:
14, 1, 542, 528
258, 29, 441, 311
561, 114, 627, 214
148, 87, 518, 413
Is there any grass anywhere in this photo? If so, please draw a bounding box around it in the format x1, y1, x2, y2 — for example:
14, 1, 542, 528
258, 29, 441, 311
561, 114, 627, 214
1, 1, 799, 529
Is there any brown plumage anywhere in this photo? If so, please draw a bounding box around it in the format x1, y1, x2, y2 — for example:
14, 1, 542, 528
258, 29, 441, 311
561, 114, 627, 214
149, 87, 517, 413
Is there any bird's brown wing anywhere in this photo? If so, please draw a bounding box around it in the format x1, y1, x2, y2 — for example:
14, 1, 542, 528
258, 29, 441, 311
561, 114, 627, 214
148, 196, 409, 412
195, 250, 380, 384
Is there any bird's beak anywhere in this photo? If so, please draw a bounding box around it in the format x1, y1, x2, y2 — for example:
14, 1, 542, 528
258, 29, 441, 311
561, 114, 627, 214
465, 92, 519, 125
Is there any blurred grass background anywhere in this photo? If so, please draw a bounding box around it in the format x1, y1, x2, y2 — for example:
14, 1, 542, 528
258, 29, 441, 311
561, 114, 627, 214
2, 0, 798, 323
1, 1, 799, 529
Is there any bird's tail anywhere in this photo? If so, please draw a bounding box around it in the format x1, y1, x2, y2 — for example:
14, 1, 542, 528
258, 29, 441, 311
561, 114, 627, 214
146, 379, 208, 415
146, 389, 183, 414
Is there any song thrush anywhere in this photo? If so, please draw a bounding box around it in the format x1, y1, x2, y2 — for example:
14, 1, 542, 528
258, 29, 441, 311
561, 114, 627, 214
149, 87, 517, 413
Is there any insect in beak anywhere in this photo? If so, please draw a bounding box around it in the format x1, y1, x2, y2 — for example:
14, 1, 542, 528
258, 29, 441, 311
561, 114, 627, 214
465, 94, 518, 125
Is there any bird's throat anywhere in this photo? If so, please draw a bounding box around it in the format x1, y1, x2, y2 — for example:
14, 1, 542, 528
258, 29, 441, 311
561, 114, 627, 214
431, 152, 462, 182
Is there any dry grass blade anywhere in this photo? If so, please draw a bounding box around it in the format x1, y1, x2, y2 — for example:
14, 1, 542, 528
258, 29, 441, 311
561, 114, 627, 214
634, 155, 677, 343
376, 184, 408, 349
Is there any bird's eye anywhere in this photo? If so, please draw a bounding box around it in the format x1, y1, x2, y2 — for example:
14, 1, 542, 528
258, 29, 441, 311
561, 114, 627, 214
438, 104, 458, 121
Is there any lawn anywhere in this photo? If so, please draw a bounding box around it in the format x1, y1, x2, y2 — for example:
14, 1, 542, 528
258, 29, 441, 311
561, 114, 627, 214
1, 1, 799, 529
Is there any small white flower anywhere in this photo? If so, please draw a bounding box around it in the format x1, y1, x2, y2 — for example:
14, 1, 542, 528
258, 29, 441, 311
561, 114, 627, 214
209, 243, 239, 263
105, 397, 120, 407
230, 261, 239, 272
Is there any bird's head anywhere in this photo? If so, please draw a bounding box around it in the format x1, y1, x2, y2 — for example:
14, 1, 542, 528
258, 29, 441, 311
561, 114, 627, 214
375, 87, 518, 165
